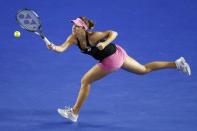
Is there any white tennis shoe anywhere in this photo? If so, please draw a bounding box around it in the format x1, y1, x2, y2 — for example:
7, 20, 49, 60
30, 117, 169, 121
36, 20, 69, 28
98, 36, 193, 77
57, 107, 78, 122
175, 57, 191, 76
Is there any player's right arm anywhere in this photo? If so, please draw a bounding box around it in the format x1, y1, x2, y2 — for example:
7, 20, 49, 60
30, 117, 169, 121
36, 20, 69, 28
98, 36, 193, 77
47, 34, 76, 53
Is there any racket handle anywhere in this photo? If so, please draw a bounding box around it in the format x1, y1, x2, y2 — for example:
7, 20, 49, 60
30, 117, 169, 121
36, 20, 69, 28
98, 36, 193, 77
43, 37, 51, 46
43, 37, 57, 51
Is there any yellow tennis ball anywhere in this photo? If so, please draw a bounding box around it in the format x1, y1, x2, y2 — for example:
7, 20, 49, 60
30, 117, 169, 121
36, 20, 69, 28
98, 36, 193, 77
14, 31, 21, 38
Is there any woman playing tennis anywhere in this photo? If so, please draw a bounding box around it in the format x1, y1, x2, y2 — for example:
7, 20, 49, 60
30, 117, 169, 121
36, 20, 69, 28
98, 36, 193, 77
45, 16, 191, 122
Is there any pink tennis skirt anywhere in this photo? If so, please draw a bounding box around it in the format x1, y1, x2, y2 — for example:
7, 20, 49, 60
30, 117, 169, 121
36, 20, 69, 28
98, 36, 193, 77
97, 44, 128, 71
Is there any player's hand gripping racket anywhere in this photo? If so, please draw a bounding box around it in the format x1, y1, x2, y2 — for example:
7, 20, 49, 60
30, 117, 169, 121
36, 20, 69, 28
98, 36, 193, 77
16, 9, 52, 46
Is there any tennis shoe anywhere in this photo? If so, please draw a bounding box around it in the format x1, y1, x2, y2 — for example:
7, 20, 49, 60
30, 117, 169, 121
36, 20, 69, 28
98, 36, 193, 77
57, 107, 78, 122
175, 57, 191, 76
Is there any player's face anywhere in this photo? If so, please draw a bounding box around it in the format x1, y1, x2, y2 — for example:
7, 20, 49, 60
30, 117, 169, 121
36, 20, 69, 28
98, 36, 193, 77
72, 25, 83, 34
72, 25, 85, 37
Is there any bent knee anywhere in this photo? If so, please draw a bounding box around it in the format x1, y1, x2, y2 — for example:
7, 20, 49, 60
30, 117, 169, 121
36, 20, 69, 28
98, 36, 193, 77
81, 77, 91, 86
136, 66, 151, 75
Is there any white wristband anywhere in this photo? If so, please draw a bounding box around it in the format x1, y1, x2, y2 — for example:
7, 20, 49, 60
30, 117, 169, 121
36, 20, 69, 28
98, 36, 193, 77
51, 43, 57, 51
52, 44, 56, 51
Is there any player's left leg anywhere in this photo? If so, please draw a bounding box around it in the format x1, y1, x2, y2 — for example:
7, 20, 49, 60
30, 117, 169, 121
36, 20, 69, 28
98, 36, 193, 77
121, 56, 191, 75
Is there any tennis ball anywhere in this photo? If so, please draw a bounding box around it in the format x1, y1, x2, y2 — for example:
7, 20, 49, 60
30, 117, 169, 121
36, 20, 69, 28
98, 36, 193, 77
14, 31, 21, 38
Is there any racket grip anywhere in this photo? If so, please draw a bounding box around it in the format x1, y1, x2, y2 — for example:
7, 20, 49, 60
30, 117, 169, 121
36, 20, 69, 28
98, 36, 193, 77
43, 37, 51, 46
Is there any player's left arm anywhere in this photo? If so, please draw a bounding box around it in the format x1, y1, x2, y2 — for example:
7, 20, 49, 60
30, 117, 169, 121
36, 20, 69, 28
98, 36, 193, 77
103, 30, 118, 46
96, 30, 118, 50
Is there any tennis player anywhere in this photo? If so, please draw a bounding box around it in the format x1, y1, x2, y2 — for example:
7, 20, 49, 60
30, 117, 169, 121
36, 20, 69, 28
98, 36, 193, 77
45, 16, 191, 122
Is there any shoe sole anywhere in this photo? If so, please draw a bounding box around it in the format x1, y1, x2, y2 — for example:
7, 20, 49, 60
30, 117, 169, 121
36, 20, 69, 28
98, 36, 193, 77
180, 57, 191, 76
185, 63, 191, 76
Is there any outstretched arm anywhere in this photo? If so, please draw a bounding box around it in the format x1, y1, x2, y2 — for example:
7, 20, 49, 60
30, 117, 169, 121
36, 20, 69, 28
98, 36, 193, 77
46, 35, 76, 53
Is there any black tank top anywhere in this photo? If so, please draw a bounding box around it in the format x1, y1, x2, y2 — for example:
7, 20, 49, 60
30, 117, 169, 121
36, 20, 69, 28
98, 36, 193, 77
76, 32, 117, 61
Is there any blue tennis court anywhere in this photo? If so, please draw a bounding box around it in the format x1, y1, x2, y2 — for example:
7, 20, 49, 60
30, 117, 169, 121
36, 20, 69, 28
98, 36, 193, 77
0, 0, 197, 131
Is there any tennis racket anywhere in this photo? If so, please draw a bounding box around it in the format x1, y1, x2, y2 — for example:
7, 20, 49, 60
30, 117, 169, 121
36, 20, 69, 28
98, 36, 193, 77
16, 8, 51, 46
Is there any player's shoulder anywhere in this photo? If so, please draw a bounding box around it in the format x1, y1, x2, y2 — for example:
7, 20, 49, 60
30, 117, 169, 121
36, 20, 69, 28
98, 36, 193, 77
90, 30, 112, 34
88, 30, 102, 34
89, 30, 111, 38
